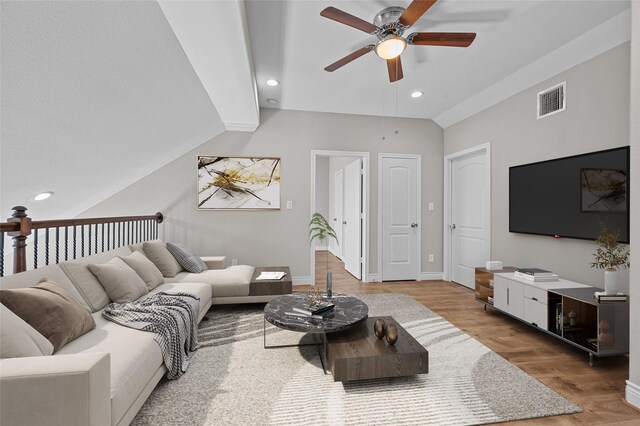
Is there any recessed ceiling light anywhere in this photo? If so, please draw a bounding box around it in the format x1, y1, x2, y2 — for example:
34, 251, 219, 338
411, 91, 423, 98
267, 98, 278, 105
266, 79, 279, 87
34, 191, 54, 201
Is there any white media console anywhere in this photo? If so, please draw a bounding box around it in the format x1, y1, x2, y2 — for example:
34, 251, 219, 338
476, 268, 629, 365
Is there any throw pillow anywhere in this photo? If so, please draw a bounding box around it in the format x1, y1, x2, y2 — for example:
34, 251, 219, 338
119, 251, 164, 290
143, 241, 183, 278
88, 257, 148, 303
0, 280, 96, 352
1, 304, 54, 358
166, 242, 208, 273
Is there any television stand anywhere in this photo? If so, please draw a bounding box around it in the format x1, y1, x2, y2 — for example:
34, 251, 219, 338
476, 270, 629, 365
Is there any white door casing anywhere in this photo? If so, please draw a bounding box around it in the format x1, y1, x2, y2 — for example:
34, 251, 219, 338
343, 159, 362, 279
380, 155, 420, 281
444, 144, 491, 289
332, 169, 344, 259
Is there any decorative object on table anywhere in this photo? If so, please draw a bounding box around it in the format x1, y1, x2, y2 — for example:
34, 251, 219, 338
197, 156, 281, 210
306, 287, 324, 308
593, 291, 628, 302
308, 212, 338, 297
485, 260, 503, 270
568, 310, 577, 327
581, 168, 628, 212
590, 223, 630, 294
385, 323, 398, 345
374, 318, 386, 339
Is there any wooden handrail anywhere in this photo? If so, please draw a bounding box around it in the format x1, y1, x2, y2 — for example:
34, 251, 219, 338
1, 206, 164, 276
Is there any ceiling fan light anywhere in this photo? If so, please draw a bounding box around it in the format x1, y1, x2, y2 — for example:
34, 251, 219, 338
375, 36, 406, 60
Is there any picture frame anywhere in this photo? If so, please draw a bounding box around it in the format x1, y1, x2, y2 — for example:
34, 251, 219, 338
197, 156, 281, 210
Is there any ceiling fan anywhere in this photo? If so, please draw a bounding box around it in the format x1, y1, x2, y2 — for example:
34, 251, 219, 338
320, 0, 476, 83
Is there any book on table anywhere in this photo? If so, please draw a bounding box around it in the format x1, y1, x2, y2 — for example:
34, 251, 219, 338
514, 271, 559, 282
292, 301, 335, 316
255, 271, 286, 280
516, 268, 556, 276
594, 291, 628, 302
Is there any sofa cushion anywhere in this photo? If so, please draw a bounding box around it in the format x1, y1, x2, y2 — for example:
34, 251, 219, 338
166, 242, 208, 273
0, 280, 96, 352
0, 263, 92, 312
143, 241, 182, 278
148, 282, 212, 318
56, 313, 164, 426
119, 251, 164, 290
88, 257, 149, 303
165, 265, 254, 297
0, 304, 54, 358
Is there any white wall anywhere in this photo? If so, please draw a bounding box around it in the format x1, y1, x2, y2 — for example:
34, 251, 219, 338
83, 109, 444, 281
444, 43, 630, 286
627, 1, 640, 408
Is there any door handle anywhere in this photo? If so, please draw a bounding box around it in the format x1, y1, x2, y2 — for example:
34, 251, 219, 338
343, 220, 347, 225
450, 224, 456, 230
411, 223, 418, 228
507, 287, 510, 305
333, 218, 337, 221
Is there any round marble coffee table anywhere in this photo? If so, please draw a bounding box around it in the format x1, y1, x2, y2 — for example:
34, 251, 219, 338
263, 293, 369, 373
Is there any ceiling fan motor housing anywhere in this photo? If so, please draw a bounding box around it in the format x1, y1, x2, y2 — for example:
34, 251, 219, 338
373, 6, 407, 39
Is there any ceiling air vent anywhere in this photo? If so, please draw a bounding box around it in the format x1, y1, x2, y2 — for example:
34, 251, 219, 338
537, 82, 566, 119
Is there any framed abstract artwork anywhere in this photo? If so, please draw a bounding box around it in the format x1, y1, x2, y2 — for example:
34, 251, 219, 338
197, 156, 281, 210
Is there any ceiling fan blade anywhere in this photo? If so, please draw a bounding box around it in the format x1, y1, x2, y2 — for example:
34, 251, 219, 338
408, 32, 477, 47
387, 56, 404, 83
399, 0, 438, 27
324, 46, 374, 72
320, 7, 379, 34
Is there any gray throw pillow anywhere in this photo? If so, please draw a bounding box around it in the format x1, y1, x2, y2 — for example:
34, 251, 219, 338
88, 257, 149, 303
119, 251, 164, 290
143, 241, 183, 278
0, 280, 96, 352
166, 243, 208, 273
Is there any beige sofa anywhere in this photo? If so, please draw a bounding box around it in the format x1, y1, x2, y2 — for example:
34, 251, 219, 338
0, 243, 259, 426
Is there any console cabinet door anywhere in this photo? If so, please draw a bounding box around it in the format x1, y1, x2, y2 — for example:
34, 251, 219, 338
507, 280, 524, 318
493, 276, 509, 311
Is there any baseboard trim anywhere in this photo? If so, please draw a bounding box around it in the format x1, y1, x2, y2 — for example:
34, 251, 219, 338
314, 245, 328, 251
420, 272, 444, 281
626, 380, 640, 409
292, 276, 312, 285
368, 274, 380, 282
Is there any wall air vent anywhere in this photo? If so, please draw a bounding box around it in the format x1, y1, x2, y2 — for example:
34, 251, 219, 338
537, 81, 566, 119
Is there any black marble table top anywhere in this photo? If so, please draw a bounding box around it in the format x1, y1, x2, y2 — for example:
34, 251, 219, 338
264, 293, 368, 333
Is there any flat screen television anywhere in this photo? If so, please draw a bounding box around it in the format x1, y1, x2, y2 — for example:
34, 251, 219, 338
509, 146, 629, 243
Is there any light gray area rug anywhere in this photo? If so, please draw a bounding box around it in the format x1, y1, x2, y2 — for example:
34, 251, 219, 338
131, 294, 580, 426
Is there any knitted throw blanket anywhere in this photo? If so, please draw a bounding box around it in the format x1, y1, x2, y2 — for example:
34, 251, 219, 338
103, 292, 200, 379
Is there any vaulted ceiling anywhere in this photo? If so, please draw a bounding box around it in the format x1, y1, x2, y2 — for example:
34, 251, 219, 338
0, 0, 632, 220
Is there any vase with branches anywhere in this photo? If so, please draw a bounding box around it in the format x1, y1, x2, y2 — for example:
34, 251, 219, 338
590, 223, 630, 294
309, 212, 338, 297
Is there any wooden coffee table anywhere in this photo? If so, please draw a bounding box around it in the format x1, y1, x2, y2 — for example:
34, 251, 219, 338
249, 266, 292, 296
325, 316, 429, 382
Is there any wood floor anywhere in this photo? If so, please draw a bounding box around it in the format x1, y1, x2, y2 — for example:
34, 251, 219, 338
308, 251, 640, 425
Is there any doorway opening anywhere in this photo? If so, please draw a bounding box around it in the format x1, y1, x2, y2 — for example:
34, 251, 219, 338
310, 150, 370, 286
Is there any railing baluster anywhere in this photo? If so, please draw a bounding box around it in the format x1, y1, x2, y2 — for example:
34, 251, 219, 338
45, 228, 50, 266
55, 227, 60, 264
73, 226, 77, 260
94, 224, 98, 254
101, 223, 105, 253
33, 230, 39, 270
0, 232, 4, 277
81, 225, 85, 257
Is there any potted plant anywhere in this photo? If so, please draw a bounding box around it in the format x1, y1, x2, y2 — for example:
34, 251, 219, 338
590, 223, 630, 294
309, 212, 338, 297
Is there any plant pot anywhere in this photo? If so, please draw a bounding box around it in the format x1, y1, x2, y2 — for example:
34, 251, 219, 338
604, 268, 618, 294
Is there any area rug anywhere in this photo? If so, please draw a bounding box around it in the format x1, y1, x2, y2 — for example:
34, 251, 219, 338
131, 294, 580, 426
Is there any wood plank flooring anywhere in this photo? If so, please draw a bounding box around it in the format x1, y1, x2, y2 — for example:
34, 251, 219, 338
306, 251, 640, 425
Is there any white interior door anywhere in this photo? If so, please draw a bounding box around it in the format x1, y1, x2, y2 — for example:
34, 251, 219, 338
381, 156, 419, 281
343, 159, 362, 279
450, 150, 489, 289
332, 169, 344, 259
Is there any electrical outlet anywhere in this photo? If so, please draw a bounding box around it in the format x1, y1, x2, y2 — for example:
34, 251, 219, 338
428, 202, 434, 211
231, 258, 238, 266
428, 254, 434, 263
286, 200, 293, 209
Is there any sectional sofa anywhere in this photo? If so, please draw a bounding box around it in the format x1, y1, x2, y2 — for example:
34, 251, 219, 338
0, 241, 260, 426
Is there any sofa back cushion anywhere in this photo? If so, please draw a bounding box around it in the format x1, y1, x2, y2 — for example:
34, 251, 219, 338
119, 251, 164, 290
166, 242, 208, 273
59, 246, 133, 312
88, 257, 148, 303
0, 304, 54, 358
143, 241, 182, 278
0, 280, 96, 352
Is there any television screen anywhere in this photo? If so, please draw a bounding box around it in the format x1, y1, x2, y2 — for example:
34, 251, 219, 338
509, 146, 629, 243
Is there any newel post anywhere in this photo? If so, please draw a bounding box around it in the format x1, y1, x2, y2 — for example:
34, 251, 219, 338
7, 206, 32, 274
